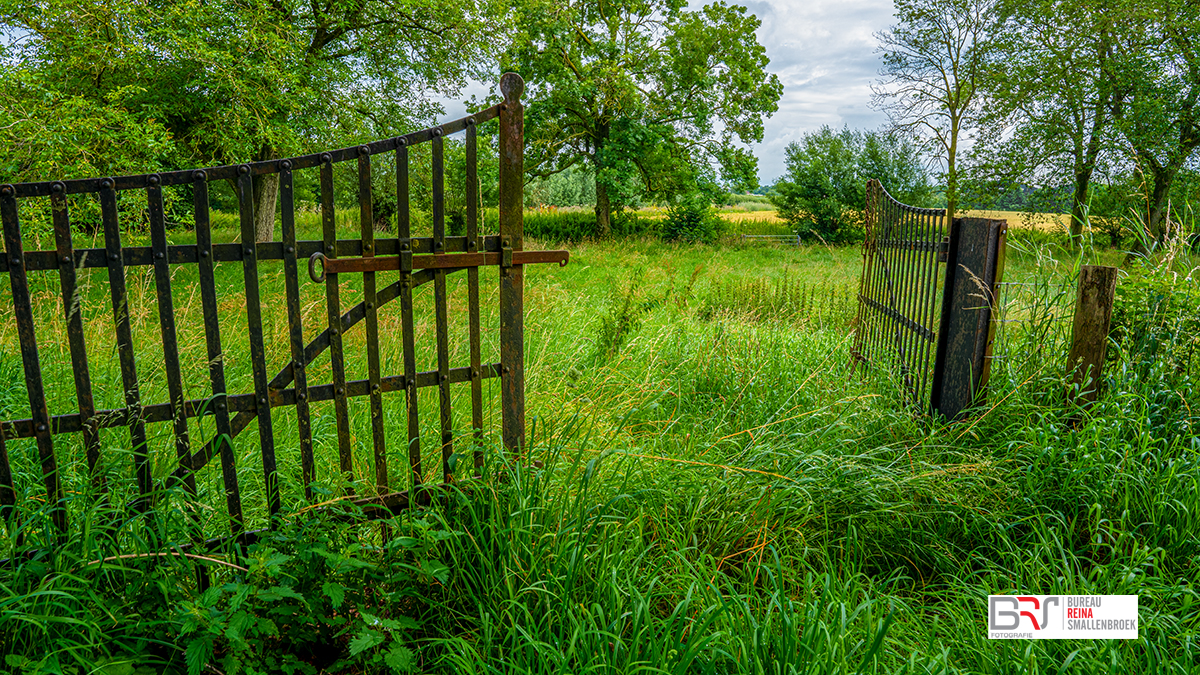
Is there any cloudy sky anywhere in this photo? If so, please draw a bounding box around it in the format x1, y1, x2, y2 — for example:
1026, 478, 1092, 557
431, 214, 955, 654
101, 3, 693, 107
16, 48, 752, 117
739, 0, 895, 183
441, 0, 897, 187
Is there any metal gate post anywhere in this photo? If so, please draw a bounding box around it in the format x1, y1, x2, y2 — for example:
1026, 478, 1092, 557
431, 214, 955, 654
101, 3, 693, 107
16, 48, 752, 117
931, 217, 1007, 420
498, 73, 526, 455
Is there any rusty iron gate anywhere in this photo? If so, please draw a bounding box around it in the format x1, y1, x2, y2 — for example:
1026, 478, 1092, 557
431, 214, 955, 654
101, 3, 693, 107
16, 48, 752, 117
0, 74, 561, 554
851, 179, 1006, 420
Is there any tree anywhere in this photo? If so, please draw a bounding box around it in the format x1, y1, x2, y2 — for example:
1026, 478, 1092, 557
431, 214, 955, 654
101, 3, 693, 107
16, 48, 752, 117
1109, 0, 1200, 245
872, 0, 994, 222
2, 0, 504, 240
507, 0, 782, 235
974, 0, 1120, 246
769, 126, 932, 242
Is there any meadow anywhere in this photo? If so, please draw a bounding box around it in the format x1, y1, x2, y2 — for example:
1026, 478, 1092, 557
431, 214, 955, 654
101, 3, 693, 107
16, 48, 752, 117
0, 209, 1197, 674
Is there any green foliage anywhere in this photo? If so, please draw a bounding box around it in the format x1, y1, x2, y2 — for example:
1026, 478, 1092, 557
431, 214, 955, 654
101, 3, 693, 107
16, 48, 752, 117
525, 165, 596, 208
661, 193, 725, 244
770, 127, 931, 242
523, 209, 652, 241
510, 0, 782, 230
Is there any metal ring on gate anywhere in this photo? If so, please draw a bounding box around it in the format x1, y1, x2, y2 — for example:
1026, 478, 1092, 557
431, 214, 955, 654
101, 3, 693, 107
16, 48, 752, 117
308, 252, 327, 283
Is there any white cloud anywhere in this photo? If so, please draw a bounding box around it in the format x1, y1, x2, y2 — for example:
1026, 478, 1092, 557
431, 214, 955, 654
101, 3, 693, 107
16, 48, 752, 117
741, 0, 896, 184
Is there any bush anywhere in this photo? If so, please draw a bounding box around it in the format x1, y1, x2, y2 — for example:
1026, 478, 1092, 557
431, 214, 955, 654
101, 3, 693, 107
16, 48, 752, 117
661, 194, 725, 244
769, 126, 931, 243
523, 209, 653, 242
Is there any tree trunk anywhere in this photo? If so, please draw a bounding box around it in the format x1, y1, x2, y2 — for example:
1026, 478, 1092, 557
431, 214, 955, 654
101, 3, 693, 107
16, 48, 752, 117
945, 131, 958, 226
593, 123, 611, 237
1146, 167, 1173, 245
1069, 168, 1093, 247
252, 144, 280, 243
595, 177, 611, 237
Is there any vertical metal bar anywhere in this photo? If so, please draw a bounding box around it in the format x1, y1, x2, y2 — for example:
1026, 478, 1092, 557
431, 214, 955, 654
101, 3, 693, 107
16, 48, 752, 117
874, 199, 894, 370
397, 143, 421, 487
911, 210, 930, 401
466, 120, 484, 472
99, 180, 151, 509
919, 211, 940, 402
498, 73, 527, 456
49, 184, 102, 488
279, 164, 314, 500
359, 147, 388, 492
321, 157, 354, 484
432, 132, 454, 482
898, 208, 919, 395
148, 178, 207, 589
0, 429, 14, 522
922, 210, 946, 407
1, 185, 64, 532
193, 173, 243, 534
148, 179, 197, 496
235, 166, 279, 518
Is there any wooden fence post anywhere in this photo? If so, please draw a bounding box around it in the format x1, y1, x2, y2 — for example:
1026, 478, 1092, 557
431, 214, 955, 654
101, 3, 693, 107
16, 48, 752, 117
498, 73, 526, 456
1067, 265, 1118, 407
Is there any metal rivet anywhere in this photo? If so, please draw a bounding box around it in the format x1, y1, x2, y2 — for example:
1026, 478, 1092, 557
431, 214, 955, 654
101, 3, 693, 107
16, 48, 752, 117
321, 153, 332, 163
244, 247, 253, 255
366, 302, 374, 309
281, 160, 292, 170
331, 328, 338, 335
503, 366, 510, 374
155, 252, 164, 259
100, 179, 113, 189
62, 255, 71, 263
500, 104, 507, 111
51, 183, 64, 193
193, 170, 207, 180
467, 117, 477, 126
327, 245, 334, 253
36, 424, 46, 432
217, 403, 226, 410
109, 253, 118, 261
200, 250, 209, 258
359, 145, 370, 156
260, 397, 267, 405
401, 243, 410, 251
298, 393, 306, 401
0, 186, 13, 196
148, 175, 160, 186
337, 387, 345, 395
286, 246, 294, 253
364, 243, 372, 251
440, 374, 448, 382
238, 165, 250, 174
372, 384, 380, 392
10, 258, 19, 266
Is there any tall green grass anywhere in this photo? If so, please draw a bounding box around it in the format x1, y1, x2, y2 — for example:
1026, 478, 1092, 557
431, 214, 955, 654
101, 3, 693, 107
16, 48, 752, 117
1, 223, 1198, 672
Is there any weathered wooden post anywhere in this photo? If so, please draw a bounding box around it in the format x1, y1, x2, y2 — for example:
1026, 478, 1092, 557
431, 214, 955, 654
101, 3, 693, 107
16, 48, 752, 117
1066, 265, 1118, 407
931, 217, 1007, 420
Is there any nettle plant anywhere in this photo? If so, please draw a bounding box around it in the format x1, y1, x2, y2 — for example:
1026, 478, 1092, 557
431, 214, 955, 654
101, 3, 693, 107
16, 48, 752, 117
178, 510, 459, 675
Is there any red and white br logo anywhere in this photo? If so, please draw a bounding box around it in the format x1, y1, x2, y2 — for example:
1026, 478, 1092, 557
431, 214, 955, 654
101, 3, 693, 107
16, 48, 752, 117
988, 595, 1138, 640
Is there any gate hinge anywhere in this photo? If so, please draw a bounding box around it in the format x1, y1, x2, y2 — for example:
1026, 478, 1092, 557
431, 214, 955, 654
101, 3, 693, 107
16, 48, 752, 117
936, 237, 950, 263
